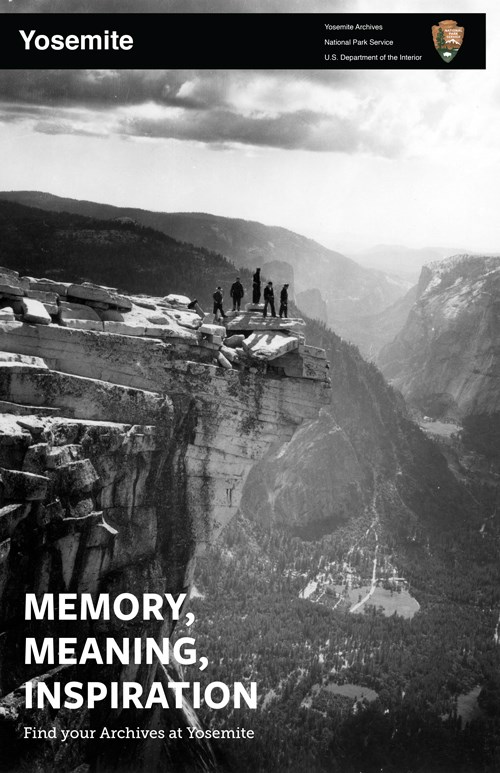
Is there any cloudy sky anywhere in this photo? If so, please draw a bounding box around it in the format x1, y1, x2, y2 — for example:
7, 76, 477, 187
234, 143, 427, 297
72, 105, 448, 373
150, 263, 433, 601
0, 0, 498, 253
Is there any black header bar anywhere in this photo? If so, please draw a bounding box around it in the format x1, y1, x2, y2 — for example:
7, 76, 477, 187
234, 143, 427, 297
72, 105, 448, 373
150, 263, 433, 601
0, 13, 486, 69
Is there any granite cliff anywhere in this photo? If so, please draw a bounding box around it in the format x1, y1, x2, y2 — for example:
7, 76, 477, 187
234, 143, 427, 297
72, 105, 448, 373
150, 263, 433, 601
0, 267, 329, 772
379, 255, 500, 455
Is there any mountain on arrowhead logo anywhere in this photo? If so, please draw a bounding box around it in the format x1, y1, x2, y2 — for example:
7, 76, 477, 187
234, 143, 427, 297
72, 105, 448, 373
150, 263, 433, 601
432, 20, 464, 62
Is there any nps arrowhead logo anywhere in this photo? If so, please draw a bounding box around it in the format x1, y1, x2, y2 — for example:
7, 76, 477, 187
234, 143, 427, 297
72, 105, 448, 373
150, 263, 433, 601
432, 19, 464, 62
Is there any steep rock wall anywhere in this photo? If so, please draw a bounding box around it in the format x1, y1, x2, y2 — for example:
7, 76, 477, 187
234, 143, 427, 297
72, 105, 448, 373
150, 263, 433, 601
0, 277, 329, 772
379, 255, 500, 419
242, 409, 365, 539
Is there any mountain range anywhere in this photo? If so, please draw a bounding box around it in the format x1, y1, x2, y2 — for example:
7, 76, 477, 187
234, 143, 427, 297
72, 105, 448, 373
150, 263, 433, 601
0, 191, 409, 335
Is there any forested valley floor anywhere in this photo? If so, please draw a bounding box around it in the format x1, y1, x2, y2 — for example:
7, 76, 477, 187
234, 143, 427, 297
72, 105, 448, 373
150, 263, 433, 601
178, 497, 500, 773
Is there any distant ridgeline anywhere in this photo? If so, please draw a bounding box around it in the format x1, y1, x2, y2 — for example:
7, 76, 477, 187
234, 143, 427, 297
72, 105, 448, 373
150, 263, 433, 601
0, 198, 256, 314
0, 192, 409, 332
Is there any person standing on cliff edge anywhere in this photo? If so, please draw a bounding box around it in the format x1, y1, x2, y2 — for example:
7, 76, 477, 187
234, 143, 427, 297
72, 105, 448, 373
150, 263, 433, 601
263, 281, 276, 318
279, 283, 289, 318
213, 286, 226, 320
252, 268, 261, 304
230, 277, 244, 311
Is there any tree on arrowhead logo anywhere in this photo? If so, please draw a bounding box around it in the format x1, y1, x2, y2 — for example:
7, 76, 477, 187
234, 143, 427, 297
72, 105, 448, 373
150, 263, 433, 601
432, 20, 464, 62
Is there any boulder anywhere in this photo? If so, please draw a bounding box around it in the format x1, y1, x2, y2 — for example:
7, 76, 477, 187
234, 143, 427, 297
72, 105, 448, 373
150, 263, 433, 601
21, 298, 52, 325
53, 460, 100, 495
0, 269, 23, 297
3, 299, 23, 315
59, 301, 103, 331
163, 294, 191, 307
16, 417, 48, 436
68, 283, 115, 305
224, 334, 245, 348
26, 290, 58, 316
242, 331, 299, 361
59, 301, 101, 322
217, 352, 232, 370
0, 308, 15, 322
200, 323, 226, 337
220, 345, 239, 363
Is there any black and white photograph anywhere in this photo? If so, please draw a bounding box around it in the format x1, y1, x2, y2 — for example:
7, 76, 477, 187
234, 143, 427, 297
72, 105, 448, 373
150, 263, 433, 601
0, 1, 498, 772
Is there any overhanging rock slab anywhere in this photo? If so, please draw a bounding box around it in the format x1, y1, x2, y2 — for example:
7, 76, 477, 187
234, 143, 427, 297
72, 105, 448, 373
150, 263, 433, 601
68, 283, 116, 305
243, 331, 299, 361
226, 313, 306, 334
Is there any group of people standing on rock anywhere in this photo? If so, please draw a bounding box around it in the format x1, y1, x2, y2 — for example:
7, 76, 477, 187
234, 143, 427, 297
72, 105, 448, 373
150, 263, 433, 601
212, 278, 245, 319
213, 268, 289, 321
255, 269, 289, 319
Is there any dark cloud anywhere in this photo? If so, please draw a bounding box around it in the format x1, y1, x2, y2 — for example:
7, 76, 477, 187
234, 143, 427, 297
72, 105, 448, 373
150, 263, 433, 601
0, 70, 211, 109
0, 70, 354, 110
122, 108, 365, 153
3, 0, 349, 14
0, 68, 384, 154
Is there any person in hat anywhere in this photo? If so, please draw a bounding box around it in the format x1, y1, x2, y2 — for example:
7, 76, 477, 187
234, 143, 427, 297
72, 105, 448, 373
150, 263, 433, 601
279, 283, 289, 318
263, 281, 276, 318
213, 286, 226, 320
230, 277, 245, 311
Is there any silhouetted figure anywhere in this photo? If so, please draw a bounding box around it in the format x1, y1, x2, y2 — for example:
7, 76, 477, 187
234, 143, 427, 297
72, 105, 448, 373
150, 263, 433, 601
230, 277, 245, 311
187, 298, 204, 318
263, 282, 276, 318
252, 268, 261, 304
213, 286, 226, 320
279, 284, 289, 318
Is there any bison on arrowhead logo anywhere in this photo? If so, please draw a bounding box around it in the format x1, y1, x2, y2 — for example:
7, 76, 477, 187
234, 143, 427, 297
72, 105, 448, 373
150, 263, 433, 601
432, 20, 464, 62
